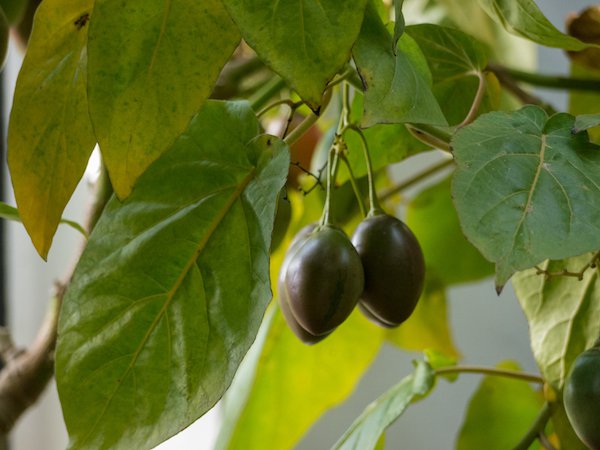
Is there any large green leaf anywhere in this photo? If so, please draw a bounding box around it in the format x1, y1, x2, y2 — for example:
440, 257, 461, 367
217, 308, 385, 450
406, 24, 501, 126
452, 106, 600, 288
477, 0, 596, 51
407, 175, 494, 285
386, 279, 459, 358
352, 2, 447, 128
512, 254, 600, 390
406, 24, 487, 82
456, 361, 544, 450
55, 101, 289, 450
224, 0, 368, 109
7, 0, 95, 259
87, 0, 240, 199
0, 202, 86, 237
332, 360, 434, 450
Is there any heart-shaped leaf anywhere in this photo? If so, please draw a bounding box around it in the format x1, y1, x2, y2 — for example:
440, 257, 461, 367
88, 0, 240, 199
352, 3, 447, 127
8, 0, 96, 259
452, 106, 600, 287
56, 101, 289, 450
224, 0, 368, 109
406, 24, 487, 81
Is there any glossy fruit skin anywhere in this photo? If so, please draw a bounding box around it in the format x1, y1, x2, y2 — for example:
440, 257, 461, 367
279, 286, 331, 345
284, 224, 364, 336
278, 224, 330, 344
352, 213, 425, 327
564, 346, 600, 450
357, 302, 396, 329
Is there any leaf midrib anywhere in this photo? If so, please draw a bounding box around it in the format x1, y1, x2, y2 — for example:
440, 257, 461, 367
506, 134, 547, 261
79, 168, 256, 446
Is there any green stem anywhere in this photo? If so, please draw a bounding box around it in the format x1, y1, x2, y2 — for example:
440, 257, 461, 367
434, 366, 544, 384
339, 154, 367, 218
379, 158, 455, 201
257, 99, 300, 118
511, 403, 552, 450
406, 124, 452, 152
346, 125, 380, 213
488, 63, 600, 92
85, 162, 113, 234
249, 76, 287, 111
319, 146, 335, 226
327, 66, 360, 90
458, 71, 487, 128
284, 112, 319, 146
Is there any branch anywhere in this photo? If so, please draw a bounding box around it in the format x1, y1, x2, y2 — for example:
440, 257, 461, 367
489, 63, 600, 92
435, 365, 544, 383
511, 403, 552, 450
489, 65, 557, 114
0, 162, 114, 436
0, 285, 63, 434
534, 251, 600, 281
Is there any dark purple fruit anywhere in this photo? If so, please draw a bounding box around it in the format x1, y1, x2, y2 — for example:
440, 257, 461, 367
284, 224, 364, 336
277, 224, 330, 344
279, 287, 330, 344
564, 344, 600, 450
352, 213, 425, 327
358, 302, 397, 329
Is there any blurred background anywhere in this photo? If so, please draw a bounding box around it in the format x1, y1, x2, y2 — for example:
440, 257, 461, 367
1, 0, 595, 448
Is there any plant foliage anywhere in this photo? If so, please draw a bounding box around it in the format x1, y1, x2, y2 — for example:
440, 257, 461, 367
1, 0, 600, 449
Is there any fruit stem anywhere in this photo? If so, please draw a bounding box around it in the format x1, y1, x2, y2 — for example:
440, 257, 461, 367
457, 70, 487, 128
488, 63, 600, 92
434, 365, 544, 383
406, 124, 452, 152
339, 153, 367, 218
346, 125, 381, 215
511, 402, 552, 450
319, 143, 336, 226
284, 88, 332, 147
284, 113, 319, 147
256, 99, 301, 118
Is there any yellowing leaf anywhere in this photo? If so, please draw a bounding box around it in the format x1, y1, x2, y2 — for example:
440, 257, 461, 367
8, 0, 96, 258
88, 0, 240, 198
